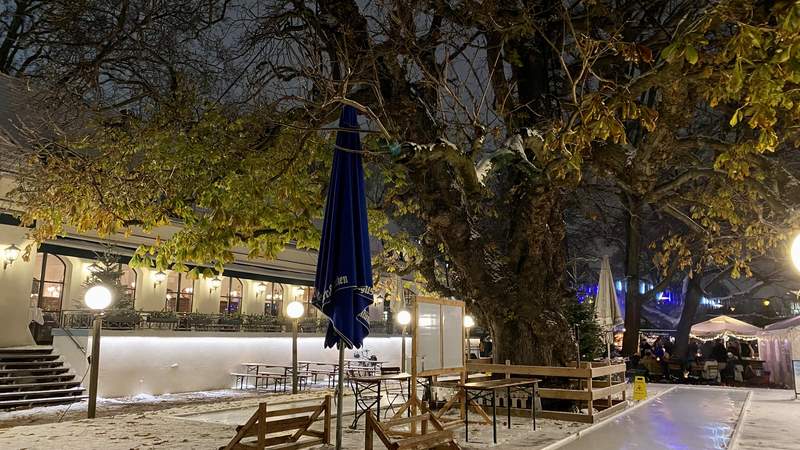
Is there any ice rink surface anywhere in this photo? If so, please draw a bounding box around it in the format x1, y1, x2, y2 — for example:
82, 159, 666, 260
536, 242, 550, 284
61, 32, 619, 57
559, 386, 749, 450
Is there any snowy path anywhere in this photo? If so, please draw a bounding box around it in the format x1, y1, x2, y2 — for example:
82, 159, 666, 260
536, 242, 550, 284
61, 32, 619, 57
736, 388, 799, 450
557, 386, 748, 450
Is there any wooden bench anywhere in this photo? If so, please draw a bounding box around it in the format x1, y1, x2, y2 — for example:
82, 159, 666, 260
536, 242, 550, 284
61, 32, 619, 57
365, 409, 461, 450
231, 372, 288, 392
221, 395, 331, 450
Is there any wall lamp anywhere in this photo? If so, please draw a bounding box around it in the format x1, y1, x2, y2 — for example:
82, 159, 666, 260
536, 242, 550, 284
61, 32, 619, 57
3, 244, 20, 270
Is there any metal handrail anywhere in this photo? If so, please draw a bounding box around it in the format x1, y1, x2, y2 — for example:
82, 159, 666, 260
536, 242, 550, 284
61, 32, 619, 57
59, 324, 87, 355
56, 310, 398, 334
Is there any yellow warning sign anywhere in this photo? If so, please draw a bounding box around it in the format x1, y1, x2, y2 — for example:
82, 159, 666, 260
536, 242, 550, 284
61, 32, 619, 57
633, 376, 647, 401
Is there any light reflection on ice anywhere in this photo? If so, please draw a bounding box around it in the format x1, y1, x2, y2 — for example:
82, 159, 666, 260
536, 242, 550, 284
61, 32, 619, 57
558, 387, 748, 450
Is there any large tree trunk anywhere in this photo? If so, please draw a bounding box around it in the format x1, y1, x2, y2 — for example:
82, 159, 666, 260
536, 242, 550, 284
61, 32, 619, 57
398, 139, 575, 366
622, 197, 643, 355
673, 277, 702, 360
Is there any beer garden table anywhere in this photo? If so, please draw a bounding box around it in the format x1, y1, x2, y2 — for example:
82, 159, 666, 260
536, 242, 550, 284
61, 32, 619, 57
347, 372, 412, 429
462, 378, 541, 444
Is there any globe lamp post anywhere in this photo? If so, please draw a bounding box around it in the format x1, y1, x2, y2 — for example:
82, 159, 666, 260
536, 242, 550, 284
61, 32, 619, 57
463, 315, 475, 359
396, 310, 411, 373
286, 300, 305, 394
84, 284, 112, 419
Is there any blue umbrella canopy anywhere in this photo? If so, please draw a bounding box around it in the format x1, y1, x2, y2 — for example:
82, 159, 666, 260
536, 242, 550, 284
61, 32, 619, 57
312, 105, 374, 349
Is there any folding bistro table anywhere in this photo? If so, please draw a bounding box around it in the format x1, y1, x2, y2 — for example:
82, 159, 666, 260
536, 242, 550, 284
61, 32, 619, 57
348, 372, 412, 428
462, 378, 540, 444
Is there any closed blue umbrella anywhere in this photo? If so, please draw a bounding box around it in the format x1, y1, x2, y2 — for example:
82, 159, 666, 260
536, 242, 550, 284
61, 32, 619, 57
312, 105, 374, 448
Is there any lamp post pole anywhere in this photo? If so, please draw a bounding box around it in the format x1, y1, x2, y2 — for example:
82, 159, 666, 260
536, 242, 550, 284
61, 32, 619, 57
286, 300, 304, 395
84, 284, 112, 419
401, 325, 407, 373
396, 310, 411, 373
292, 318, 299, 394
463, 315, 475, 360
87, 313, 102, 419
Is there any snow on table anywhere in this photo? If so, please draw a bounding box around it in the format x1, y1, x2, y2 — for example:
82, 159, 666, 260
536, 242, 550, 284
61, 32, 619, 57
556, 386, 749, 450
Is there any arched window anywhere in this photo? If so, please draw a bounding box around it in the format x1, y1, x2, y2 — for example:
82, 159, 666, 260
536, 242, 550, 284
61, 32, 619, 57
261, 282, 284, 316
165, 272, 194, 312
31, 253, 66, 314
220, 277, 243, 313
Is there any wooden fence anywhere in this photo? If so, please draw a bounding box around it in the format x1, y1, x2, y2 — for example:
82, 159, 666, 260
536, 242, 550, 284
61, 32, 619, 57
465, 361, 627, 424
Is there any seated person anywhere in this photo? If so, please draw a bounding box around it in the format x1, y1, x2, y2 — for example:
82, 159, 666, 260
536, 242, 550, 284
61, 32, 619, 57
639, 350, 662, 378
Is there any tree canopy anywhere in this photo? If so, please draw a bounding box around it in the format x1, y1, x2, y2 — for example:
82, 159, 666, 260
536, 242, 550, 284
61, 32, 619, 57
5, 0, 800, 363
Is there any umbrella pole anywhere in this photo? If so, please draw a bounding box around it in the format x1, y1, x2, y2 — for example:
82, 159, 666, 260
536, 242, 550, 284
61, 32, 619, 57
336, 341, 345, 450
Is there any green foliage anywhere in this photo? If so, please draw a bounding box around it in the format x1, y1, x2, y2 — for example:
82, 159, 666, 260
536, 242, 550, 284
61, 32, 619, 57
82, 248, 133, 310
15, 94, 332, 274
564, 298, 604, 361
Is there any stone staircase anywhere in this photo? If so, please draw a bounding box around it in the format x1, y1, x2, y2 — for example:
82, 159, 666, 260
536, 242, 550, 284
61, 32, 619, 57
0, 346, 85, 409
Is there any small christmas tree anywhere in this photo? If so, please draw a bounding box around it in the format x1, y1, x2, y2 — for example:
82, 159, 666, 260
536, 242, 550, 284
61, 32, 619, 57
83, 247, 133, 311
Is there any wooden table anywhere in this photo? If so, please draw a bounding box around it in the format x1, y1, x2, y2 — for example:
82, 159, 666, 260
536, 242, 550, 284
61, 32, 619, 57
241, 362, 312, 391
347, 373, 412, 429
462, 378, 540, 444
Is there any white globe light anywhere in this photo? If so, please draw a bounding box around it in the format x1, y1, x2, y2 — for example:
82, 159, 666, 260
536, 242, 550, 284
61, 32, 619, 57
396, 310, 412, 326
286, 300, 304, 319
84, 285, 112, 310
791, 233, 800, 272
463, 315, 475, 328
255, 282, 267, 294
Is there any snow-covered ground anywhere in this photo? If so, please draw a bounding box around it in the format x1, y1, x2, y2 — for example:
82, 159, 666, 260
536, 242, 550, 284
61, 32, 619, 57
736, 388, 800, 450
0, 383, 795, 449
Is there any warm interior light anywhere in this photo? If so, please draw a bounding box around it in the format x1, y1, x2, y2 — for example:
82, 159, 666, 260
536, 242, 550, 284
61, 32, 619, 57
85, 285, 112, 310
763, 299, 771, 307
792, 233, 800, 272
463, 315, 475, 328
396, 310, 411, 326
255, 282, 267, 295
87, 263, 102, 274
287, 300, 304, 319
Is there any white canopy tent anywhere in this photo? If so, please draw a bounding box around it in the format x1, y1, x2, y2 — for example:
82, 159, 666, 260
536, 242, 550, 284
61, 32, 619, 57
759, 316, 800, 387
690, 315, 761, 340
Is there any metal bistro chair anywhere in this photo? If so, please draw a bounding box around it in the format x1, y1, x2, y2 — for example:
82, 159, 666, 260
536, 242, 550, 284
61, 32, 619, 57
348, 367, 381, 429
379, 366, 407, 419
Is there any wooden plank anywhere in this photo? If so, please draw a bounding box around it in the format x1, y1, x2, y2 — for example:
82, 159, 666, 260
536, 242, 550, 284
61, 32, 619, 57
537, 388, 591, 401
261, 417, 309, 434
230, 444, 259, 450
418, 367, 466, 377
263, 405, 319, 417
590, 364, 627, 378
466, 363, 592, 378
223, 405, 261, 450
592, 400, 627, 422
538, 410, 594, 423
384, 413, 431, 428
257, 403, 266, 448
396, 430, 453, 450
590, 383, 626, 400
462, 378, 540, 389
323, 395, 331, 445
